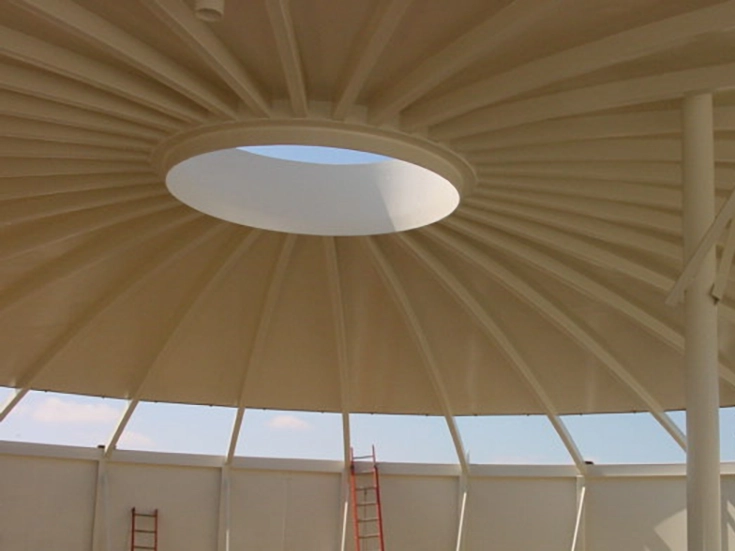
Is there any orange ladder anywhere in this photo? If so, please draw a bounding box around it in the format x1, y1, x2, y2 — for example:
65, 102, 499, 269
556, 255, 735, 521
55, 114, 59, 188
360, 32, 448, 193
130, 507, 158, 551
350, 446, 386, 551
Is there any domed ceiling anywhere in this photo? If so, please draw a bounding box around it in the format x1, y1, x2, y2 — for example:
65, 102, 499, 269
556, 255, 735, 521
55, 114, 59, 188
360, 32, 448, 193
3, 0, 735, 420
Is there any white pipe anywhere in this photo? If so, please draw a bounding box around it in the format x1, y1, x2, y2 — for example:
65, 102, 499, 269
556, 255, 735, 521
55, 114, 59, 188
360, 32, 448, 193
570, 482, 586, 551
682, 92, 721, 551
195, 0, 224, 22
217, 466, 231, 551
454, 485, 469, 551
338, 471, 350, 551
91, 458, 108, 551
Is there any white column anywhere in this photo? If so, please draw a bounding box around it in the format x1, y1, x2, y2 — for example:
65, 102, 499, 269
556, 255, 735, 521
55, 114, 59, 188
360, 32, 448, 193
91, 458, 109, 551
217, 465, 231, 551
682, 92, 721, 551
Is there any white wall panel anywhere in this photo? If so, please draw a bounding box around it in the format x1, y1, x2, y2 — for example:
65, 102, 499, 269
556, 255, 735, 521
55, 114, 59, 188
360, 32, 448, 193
6, 444, 735, 551
462, 477, 577, 551
229, 469, 342, 551
0, 454, 96, 551
379, 474, 460, 551
586, 477, 687, 551
106, 462, 220, 551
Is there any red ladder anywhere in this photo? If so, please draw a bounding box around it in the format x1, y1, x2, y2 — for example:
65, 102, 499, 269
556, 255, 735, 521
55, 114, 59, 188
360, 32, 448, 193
130, 508, 158, 551
350, 446, 386, 551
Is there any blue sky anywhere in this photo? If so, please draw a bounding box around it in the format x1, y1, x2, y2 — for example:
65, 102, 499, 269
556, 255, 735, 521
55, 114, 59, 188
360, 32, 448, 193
2, 386, 734, 465
240, 145, 388, 165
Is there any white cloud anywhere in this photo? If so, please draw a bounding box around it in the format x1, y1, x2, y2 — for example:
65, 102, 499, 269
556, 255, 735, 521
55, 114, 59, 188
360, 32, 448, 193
267, 414, 311, 430
118, 430, 156, 449
31, 397, 121, 424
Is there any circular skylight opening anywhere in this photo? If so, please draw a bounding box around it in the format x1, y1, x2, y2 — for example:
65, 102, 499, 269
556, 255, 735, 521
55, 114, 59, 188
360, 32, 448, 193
166, 145, 461, 236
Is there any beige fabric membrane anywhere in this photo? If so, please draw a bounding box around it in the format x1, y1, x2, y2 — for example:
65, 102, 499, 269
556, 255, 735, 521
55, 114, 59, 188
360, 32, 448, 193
3, 0, 735, 416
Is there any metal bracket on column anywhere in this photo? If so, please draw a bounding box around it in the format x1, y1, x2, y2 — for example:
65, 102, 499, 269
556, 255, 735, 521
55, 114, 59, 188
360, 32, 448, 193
712, 218, 735, 301
666, 185, 735, 306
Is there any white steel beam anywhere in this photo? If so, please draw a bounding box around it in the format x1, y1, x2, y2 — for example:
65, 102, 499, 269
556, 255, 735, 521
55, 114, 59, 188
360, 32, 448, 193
454, 470, 469, 551
423, 225, 687, 450
405, 1, 735, 130
430, 62, 735, 141
713, 220, 735, 301
332, 0, 413, 120
225, 408, 245, 465
14, 0, 237, 118
337, 469, 350, 551
570, 478, 587, 551
144, 0, 271, 117
682, 93, 721, 551
477, 161, 683, 187
0, 25, 204, 123
0, 116, 151, 151
369, 0, 564, 124
471, 187, 679, 235
396, 232, 588, 472
227, 235, 296, 462
216, 466, 231, 551
0, 212, 205, 414
102, 225, 251, 457
105, 400, 138, 458
363, 237, 469, 475
455, 208, 673, 292
324, 237, 353, 551
104, 228, 260, 456
464, 197, 679, 263
266, 0, 308, 117
452, 111, 681, 151
0, 388, 29, 423
323, 237, 352, 464
0, 90, 165, 141
439, 216, 735, 393
667, 186, 735, 305
1, 198, 176, 262
0, 62, 183, 132
91, 457, 110, 551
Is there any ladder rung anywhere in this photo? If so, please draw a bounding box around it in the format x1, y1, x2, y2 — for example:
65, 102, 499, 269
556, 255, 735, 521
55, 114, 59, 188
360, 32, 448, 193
356, 486, 376, 491
135, 529, 156, 533
358, 517, 379, 522
135, 513, 157, 518
358, 533, 380, 539
356, 500, 377, 506
133, 546, 156, 550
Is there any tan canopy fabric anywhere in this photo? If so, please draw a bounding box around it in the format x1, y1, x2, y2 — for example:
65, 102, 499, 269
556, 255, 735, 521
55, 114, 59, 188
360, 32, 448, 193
3, 0, 735, 415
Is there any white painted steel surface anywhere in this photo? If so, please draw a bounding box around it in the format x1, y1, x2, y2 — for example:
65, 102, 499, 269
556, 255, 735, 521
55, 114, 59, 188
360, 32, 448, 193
4, 2, 735, 550
5, 442, 735, 551
3, 0, 735, 416
682, 93, 722, 551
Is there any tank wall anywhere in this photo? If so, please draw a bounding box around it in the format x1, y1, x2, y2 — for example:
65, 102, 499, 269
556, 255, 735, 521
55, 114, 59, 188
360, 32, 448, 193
3, 442, 735, 551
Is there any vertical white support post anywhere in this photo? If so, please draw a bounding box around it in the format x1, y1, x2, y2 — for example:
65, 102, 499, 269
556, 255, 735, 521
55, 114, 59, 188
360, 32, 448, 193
91, 457, 109, 551
570, 477, 586, 551
217, 465, 231, 551
682, 92, 721, 551
337, 411, 352, 551
338, 469, 350, 551
454, 468, 469, 551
